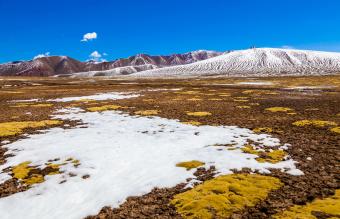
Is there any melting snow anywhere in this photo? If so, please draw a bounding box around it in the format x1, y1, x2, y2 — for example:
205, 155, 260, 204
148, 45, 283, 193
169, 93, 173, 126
48, 92, 139, 102
0, 105, 302, 218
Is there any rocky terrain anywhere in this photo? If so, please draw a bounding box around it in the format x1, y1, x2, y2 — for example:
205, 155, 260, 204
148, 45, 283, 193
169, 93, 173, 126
0, 50, 222, 77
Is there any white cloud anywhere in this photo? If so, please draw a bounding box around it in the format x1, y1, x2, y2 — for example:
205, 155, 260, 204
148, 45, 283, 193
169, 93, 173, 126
89, 51, 107, 62
33, 52, 50, 59
81, 32, 97, 42
90, 51, 101, 58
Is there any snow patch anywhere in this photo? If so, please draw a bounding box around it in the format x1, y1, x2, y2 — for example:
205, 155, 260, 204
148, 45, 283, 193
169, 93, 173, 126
48, 92, 139, 102
0, 106, 302, 219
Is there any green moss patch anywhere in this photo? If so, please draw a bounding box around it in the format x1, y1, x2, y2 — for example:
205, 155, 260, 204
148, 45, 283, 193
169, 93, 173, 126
171, 174, 283, 219
0, 120, 63, 137
273, 189, 340, 219
292, 120, 337, 127
176, 160, 205, 170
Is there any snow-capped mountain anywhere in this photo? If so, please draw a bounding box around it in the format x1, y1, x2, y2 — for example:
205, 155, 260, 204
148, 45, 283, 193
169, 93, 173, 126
0, 50, 222, 76
131, 48, 340, 77
66, 64, 158, 77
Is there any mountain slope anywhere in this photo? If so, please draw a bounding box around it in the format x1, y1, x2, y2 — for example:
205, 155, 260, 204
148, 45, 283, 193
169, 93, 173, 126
131, 48, 340, 77
0, 50, 222, 76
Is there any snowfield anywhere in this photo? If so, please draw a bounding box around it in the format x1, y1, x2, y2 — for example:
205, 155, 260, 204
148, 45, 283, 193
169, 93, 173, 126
0, 92, 303, 219
47, 92, 139, 102
130, 48, 340, 77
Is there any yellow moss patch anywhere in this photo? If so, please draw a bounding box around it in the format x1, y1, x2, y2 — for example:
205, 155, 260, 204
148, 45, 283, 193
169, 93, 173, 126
142, 99, 154, 102
330, 127, 340, 134
171, 174, 283, 219
208, 98, 223, 101
241, 145, 286, 163
12, 162, 45, 185
87, 104, 121, 112
256, 150, 286, 163
11, 103, 53, 108
187, 98, 202, 101
47, 163, 61, 175
273, 190, 340, 219
264, 92, 279, 95
287, 112, 297, 115
292, 120, 337, 127
236, 105, 251, 109
234, 96, 249, 99
74, 98, 95, 102
253, 127, 273, 134
134, 110, 159, 116
265, 107, 294, 112
186, 112, 212, 116
31, 103, 53, 107
0, 120, 63, 137
12, 161, 32, 179
176, 160, 205, 170
233, 99, 249, 102
10, 103, 30, 108
176, 91, 200, 95
242, 90, 256, 94
182, 121, 202, 126
241, 145, 259, 155
250, 103, 260, 106
24, 174, 44, 185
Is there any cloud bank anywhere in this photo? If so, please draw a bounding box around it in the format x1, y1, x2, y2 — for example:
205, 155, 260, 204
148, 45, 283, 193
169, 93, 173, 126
33, 52, 50, 59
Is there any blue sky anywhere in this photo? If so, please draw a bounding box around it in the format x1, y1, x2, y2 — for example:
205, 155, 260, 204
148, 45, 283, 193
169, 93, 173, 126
0, 0, 339, 63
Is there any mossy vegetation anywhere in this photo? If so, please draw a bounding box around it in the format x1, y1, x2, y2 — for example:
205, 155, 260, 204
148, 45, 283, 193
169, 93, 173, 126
330, 127, 340, 134
12, 162, 45, 185
182, 121, 202, 126
176, 91, 200, 95
11, 103, 53, 108
208, 98, 223, 101
265, 107, 294, 113
256, 150, 286, 163
134, 110, 159, 116
171, 174, 283, 219
12, 161, 32, 179
87, 104, 121, 112
0, 120, 63, 137
253, 127, 273, 133
241, 145, 286, 163
292, 120, 337, 127
273, 189, 340, 219
187, 98, 202, 101
176, 160, 205, 170
186, 112, 212, 116
236, 105, 251, 109
233, 99, 249, 102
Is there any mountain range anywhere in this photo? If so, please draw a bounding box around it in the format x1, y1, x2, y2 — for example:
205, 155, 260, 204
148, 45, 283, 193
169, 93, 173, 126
0, 50, 222, 77
1, 48, 340, 77
132, 48, 340, 77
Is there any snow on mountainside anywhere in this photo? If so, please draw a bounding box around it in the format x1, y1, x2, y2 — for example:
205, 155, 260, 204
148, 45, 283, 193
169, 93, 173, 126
131, 48, 340, 77
64, 64, 158, 78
